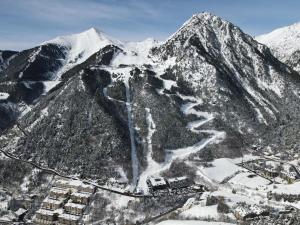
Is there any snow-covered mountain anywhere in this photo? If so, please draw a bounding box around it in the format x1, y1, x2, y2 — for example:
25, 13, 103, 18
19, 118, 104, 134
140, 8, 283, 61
256, 22, 300, 72
43, 27, 124, 79
0, 50, 18, 73
1, 12, 300, 225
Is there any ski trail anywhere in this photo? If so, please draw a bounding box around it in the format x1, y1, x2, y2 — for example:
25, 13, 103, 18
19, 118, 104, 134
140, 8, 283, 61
137, 108, 161, 192
124, 73, 139, 189
98, 66, 139, 189
137, 95, 225, 193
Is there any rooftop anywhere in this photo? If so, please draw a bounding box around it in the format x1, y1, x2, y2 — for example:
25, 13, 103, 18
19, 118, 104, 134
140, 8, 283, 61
50, 187, 70, 194
58, 213, 80, 221
168, 176, 188, 182
36, 209, 55, 216
148, 177, 167, 186
71, 192, 91, 198
65, 202, 86, 209
43, 197, 64, 205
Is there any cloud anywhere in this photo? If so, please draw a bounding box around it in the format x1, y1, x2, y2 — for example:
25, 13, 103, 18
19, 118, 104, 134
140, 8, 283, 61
1, 0, 165, 25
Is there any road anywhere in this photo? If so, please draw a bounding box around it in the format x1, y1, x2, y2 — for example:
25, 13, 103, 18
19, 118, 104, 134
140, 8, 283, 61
0, 148, 149, 198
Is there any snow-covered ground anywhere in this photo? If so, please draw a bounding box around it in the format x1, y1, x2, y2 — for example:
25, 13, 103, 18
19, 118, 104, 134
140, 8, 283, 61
228, 172, 270, 189
180, 204, 219, 220
156, 220, 235, 225
269, 182, 300, 195
201, 158, 244, 183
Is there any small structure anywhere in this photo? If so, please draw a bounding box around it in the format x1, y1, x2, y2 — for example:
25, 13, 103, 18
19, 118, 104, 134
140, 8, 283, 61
191, 184, 206, 192
78, 183, 95, 194
146, 177, 168, 192
70, 192, 91, 205
41, 198, 64, 211
234, 204, 268, 221
264, 168, 279, 178
64, 202, 86, 215
14, 208, 27, 221
280, 171, 297, 183
58, 213, 80, 225
167, 176, 191, 190
250, 205, 269, 217
54, 179, 95, 193
54, 179, 71, 189
234, 206, 253, 221
34, 209, 57, 224
49, 187, 70, 200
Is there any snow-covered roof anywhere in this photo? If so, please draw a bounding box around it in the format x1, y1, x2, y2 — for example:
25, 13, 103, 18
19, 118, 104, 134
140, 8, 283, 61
43, 197, 63, 205
36, 209, 55, 216
71, 192, 91, 198
14, 208, 27, 216
58, 213, 80, 221
265, 168, 277, 173
148, 177, 167, 187
250, 205, 264, 215
54, 179, 94, 191
234, 206, 249, 217
168, 176, 188, 183
65, 202, 86, 209
281, 171, 297, 179
50, 187, 69, 194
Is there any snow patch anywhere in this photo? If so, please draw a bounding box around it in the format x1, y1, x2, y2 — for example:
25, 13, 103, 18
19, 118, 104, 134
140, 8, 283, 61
0, 92, 9, 100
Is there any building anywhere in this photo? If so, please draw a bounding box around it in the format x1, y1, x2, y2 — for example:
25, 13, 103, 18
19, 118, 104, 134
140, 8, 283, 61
280, 171, 297, 183
234, 204, 268, 221
191, 184, 206, 192
234, 206, 253, 221
54, 179, 95, 193
167, 176, 191, 190
41, 198, 64, 211
146, 177, 168, 192
264, 168, 279, 178
250, 205, 269, 217
14, 208, 27, 221
58, 213, 80, 225
70, 192, 91, 205
49, 187, 70, 200
78, 183, 95, 194
34, 209, 57, 224
64, 202, 86, 215
54, 179, 72, 189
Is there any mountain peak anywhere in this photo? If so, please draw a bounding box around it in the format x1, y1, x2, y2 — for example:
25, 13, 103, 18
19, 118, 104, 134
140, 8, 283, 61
41, 28, 123, 78
43, 27, 122, 48
165, 11, 245, 49
182, 12, 230, 28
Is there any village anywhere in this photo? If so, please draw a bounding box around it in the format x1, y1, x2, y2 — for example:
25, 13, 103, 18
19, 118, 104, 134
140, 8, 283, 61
239, 158, 300, 184
33, 179, 95, 225
29, 175, 206, 225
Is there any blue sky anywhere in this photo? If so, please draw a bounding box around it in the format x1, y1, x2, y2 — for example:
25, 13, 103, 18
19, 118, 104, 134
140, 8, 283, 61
1, 0, 300, 50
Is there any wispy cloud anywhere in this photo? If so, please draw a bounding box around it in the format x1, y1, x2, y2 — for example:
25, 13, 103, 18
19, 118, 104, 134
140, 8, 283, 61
1, 0, 165, 25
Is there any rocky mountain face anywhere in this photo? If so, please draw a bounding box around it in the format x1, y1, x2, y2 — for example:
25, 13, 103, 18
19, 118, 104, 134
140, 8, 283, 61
1, 12, 300, 197
0, 50, 18, 72
256, 22, 300, 73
